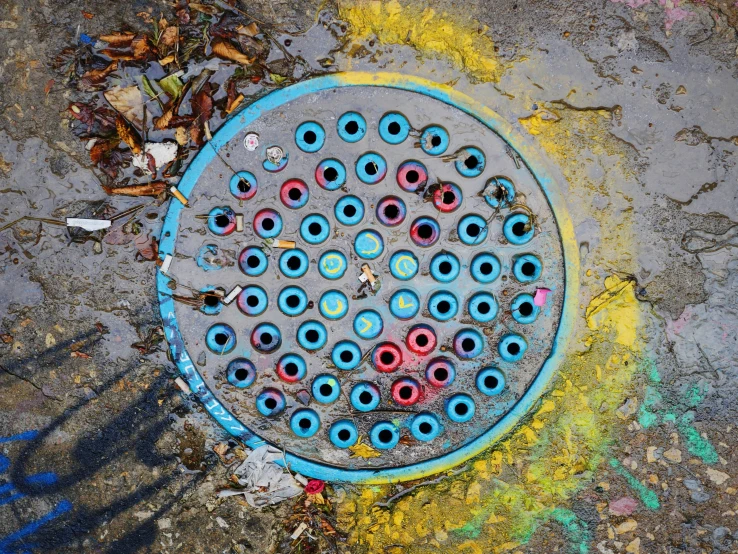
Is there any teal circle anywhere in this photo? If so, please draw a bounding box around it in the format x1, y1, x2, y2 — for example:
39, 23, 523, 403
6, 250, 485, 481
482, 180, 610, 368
318, 250, 348, 280
353, 310, 383, 340
389, 289, 420, 320
319, 290, 349, 320
354, 230, 384, 260
389, 251, 419, 281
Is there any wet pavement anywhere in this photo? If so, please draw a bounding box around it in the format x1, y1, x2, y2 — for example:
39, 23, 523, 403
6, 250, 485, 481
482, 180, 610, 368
1, 0, 737, 552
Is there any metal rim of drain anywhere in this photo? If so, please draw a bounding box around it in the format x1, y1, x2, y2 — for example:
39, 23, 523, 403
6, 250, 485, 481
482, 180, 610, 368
157, 73, 579, 484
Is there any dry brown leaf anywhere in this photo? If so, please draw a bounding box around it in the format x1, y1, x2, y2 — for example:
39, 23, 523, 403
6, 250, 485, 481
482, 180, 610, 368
100, 32, 134, 46
115, 115, 143, 154
174, 126, 188, 145
211, 39, 255, 65
104, 85, 144, 128
82, 11, 94, 19
102, 181, 168, 197
189, 3, 220, 15
44, 79, 55, 96
154, 104, 175, 130
236, 22, 260, 37
160, 26, 178, 47
132, 36, 156, 60
71, 351, 92, 359
80, 61, 118, 87
89, 138, 119, 164
98, 49, 136, 61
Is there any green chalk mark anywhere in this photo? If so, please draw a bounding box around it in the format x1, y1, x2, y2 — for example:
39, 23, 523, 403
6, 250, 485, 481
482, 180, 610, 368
609, 458, 660, 510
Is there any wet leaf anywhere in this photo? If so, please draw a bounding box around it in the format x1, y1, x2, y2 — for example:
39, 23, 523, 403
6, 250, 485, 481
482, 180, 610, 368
159, 73, 184, 101
134, 233, 159, 261
270, 72, 288, 85
44, 79, 55, 96
160, 26, 178, 47
132, 35, 156, 60
211, 38, 255, 65
189, 3, 221, 15
236, 22, 260, 37
79, 60, 118, 90
89, 138, 120, 164
104, 85, 144, 128
99, 31, 135, 46
141, 75, 159, 100
115, 114, 143, 154
158, 54, 175, 66
102, 181, 167, 197
71, 351, 92, 359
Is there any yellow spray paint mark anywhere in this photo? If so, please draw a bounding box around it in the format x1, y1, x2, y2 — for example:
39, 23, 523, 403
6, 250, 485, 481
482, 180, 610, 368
321, 254, 344, 274
393, 255, 416, 277
397, 295, 414, 309
322, 298, 345, 316
358, 317, 373, 333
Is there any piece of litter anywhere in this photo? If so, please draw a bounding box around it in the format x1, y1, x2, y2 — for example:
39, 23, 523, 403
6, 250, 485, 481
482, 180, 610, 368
169, 186, 189, 206
235, 214, 244, 232
174, 377, 191, 394
204, 121, 213, 141
215, 516, 229, 529
132, 142, 178, 173
273, 239, 295, 249
361, 264, 377, 284
244, 133, 259, 151
160, 254, 173, 274
266, 145, 284, 164
66, 218, 111, 231
294, 473, 309, 486
533, 288, 552, 307
223, 285, 242, 305
290, 522, 308, 540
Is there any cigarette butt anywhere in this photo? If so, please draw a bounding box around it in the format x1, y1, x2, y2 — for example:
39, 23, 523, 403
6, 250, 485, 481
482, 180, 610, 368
361, 264, 376, 284
294, 473, 309, 486
204, 121, 212, 141
169, 186, 189, 206
160, 254, 173, 274
224, 285, 242, 305
273, 240, 295, 249
226, 94, 245, 114
174, 377, 191, 394
235, 214, 244, 232
290, 522, 308, 540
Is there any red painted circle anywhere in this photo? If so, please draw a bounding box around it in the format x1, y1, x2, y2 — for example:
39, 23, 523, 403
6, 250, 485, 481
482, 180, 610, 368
405, 324, 437, 355
372, 342, 403, 373
280, 179, 309, 208
432, 183, 462, 213
391, 378, 421, 406
396, 161, 428, 192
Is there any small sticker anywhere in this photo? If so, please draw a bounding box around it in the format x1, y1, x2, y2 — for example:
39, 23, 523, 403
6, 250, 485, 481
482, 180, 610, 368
243, 133, 259, 151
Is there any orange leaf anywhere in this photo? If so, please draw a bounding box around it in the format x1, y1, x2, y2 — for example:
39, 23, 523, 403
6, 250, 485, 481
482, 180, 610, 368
115, 115, 142, 154
99, 32, 134, 46
102, 181, 168, 197
211, 39, 255, 65
81, 11, 94, 19
44, 79, 55, 96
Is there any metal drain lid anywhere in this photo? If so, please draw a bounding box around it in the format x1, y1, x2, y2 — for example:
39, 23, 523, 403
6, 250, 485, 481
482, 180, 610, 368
157, 74, 574, 483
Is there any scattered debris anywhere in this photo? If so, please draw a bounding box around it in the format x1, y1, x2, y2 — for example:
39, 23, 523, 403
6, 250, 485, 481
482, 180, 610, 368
66, 218, 111, 231
169, 185, 189, 206
533, 287, 552, 307
174, 377, 191, 394
223, 285, 242, 305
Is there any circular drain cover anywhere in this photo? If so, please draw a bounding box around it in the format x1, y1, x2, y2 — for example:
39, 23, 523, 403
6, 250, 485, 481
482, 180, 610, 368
157, 74, 576, 483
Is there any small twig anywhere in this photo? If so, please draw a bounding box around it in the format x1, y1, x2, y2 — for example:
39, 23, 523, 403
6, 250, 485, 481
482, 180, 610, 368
0, 216, 66, 232
372, 465, 470, 509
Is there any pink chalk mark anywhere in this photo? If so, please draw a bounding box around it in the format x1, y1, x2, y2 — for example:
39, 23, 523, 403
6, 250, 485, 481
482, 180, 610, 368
533, 288, 552, 307
609, 496, 639, 516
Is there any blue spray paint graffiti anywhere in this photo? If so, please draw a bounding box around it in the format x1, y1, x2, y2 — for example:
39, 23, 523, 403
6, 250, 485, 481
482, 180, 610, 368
0, 431, 72, 554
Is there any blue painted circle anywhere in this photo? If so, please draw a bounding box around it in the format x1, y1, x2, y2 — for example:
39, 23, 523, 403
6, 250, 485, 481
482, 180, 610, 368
251, 323, 281, 353
370, 421, 400, 449
454, 328, 484, 359
350, 382, 381, 412
476, 368, 506, 396
329, 420, 359, 448
354, 230, 384, 260
262, 149, 289, 172
290, 409, 321, 438
355, 152, 387, 184
239, 246, 268, 277
279, 249, 309, 279
511, 293, 540, 324
227, 359, 256, 388
312, 374, 341, 404
300, 214, 331, 245
254, 209, 283, 239
455, 146, 486, 178
427, 291, 458, 322
353, 309, 383, 340
504, 213, 535, 245
446, 394, 476, 423
335, 195, 364, 226
379, 112, 410, 144
470, 253, 501, 283
315, 158, 346, 190
237, 285, 268, 316
278, 286, 308, 317
467, 292, 498, 323
295, 121, 325, 153
389, 250, 419, 281
337, 111, 367, 143
277, 353, 307, 382
513, 254, 542, 283
256, 388, 286, 416
429, 252, 460, 283
331, 340, 362, 370
200, 286, 222, 316
389, 289, 420, 320
230, 171, 257, 200
420, 125, 449, 156
425, 358, 456, 387
297, 320, 328, 351
319, 290, 349, 320
206, 323, 236, 354
207, 206, 235, 236
498, 334, 528, 362
484, 176, 515, 208
318, 250, 348, 280
458, 214, 488, 245
410, 413, 442, 442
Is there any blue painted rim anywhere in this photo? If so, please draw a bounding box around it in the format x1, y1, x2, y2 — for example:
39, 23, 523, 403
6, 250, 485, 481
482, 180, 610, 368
279, 249, 309, 279
429, 252, 460, 283
337, 111, 367, 143
420, 125, 449, 156
334, 195, 365, 226
329, 419, 359, 448
156, 72, 578, 484
455, 146, 486, 177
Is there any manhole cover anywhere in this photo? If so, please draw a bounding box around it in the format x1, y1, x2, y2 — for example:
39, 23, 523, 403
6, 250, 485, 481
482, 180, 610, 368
157, 73, 577, 483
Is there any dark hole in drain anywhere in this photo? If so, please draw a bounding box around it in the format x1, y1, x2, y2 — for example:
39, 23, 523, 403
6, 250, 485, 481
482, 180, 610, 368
203, 295, 219, 307
285, 362, 298, 376
439, 261, 452, 274
384, 204, 399, 219
388, 121, 401, 135
478, 302, 490, 315
484, 375, 499, 389
265, 398, 277, 410
431, 135, 442, 147
512, 221, 526, 236
406, 170, 419, 183
338, 429, 351, 440
261, 333, 273, 345
455, 402, 469, 415
380, 351, 395, 365
299, 418, 311, 429
237, 179, 251, 193
461, 338, 475, 352
340, 350, 354, 363
319, 384, 333, 397
519, 302, 534, 316
262, 218, 275, 231
378, 429, 393, 443
437, 300, 451, 314
466, 223, 481, 237
286, 256, 301, 271
365, 162, 378, 176
442, 191, 455, 204
416, 333, 429, 347
286, 295, 300, 308
399, 386, 413, 400
215, 214, 230, 227
480, 262, 493, 275
247, 255, 260, 268
246, 295, 259, 308
418, 224, 433, 239
345, 120, 359, 134
303, 130, 317, 144
308, 222, 322, 236
434, 367, 448, 381
507, 342, 521, 355
419, 422, 432, 434
522, 262, 536, 276
343, 204, 357, 217
214, 333, 228, 345
324, 167, 339, 181
305, 329, 319, 343
288, 187, 302, 201
464, 156, 479, 169
359, 391, 373, 404
235, 368, 248, 381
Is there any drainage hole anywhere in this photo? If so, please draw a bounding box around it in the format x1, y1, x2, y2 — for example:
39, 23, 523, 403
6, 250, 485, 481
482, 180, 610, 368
466, 223, 481, 237
464, 156, 479, 169
286, 256, 301, 271
237, 179, 251, 193
418, 224, 433, 239
416, 333, 429, 347
261, 333, 273, 344
215, 333, 228, 345
345, 120, 359, 134
215, 214, 230, 227
203, 295, 219, 307
265, 398, 277, 410
522, 262, 536, 276
431, 135, 442, 147
419, 422, 433, 434
455, 402, 469, 415
343, 205, 357, 218
246, 295, 259, 308
507, 342, 521, 355
359, 391, 373, 404
303, 130, 317, 144
308, 222, 322, 236
365, 162, 378, 176
287, 295, 301, 309
235, 368, 248, 381
305, 330, 319, 343
519, 302, 533, 316
461, 338, 475, 352
380, 351, 395, 365
434, 368, 448, 381
388, 121, 401, 135
484, 375, 499, 389
512, 221, 527, 236
478, 302, 490, 315
262, 218, 275, 231
285, 363, 298, 376
437, 301, 450, 314
338, 429, 351, 440
439, 261, 452, 274
324, 167, 339, 181
319, 384, 333, 397
247, 255, 260, 268
399, 386, 413, 400
339, 350, 354, 363
378, 429, 394, 443
384, 204, 399, 219
299, 418, 311, 429
288, 187, 302, 201
406, 170, 419, 183
480, 262, 492, 275
442, 191, 455, 204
